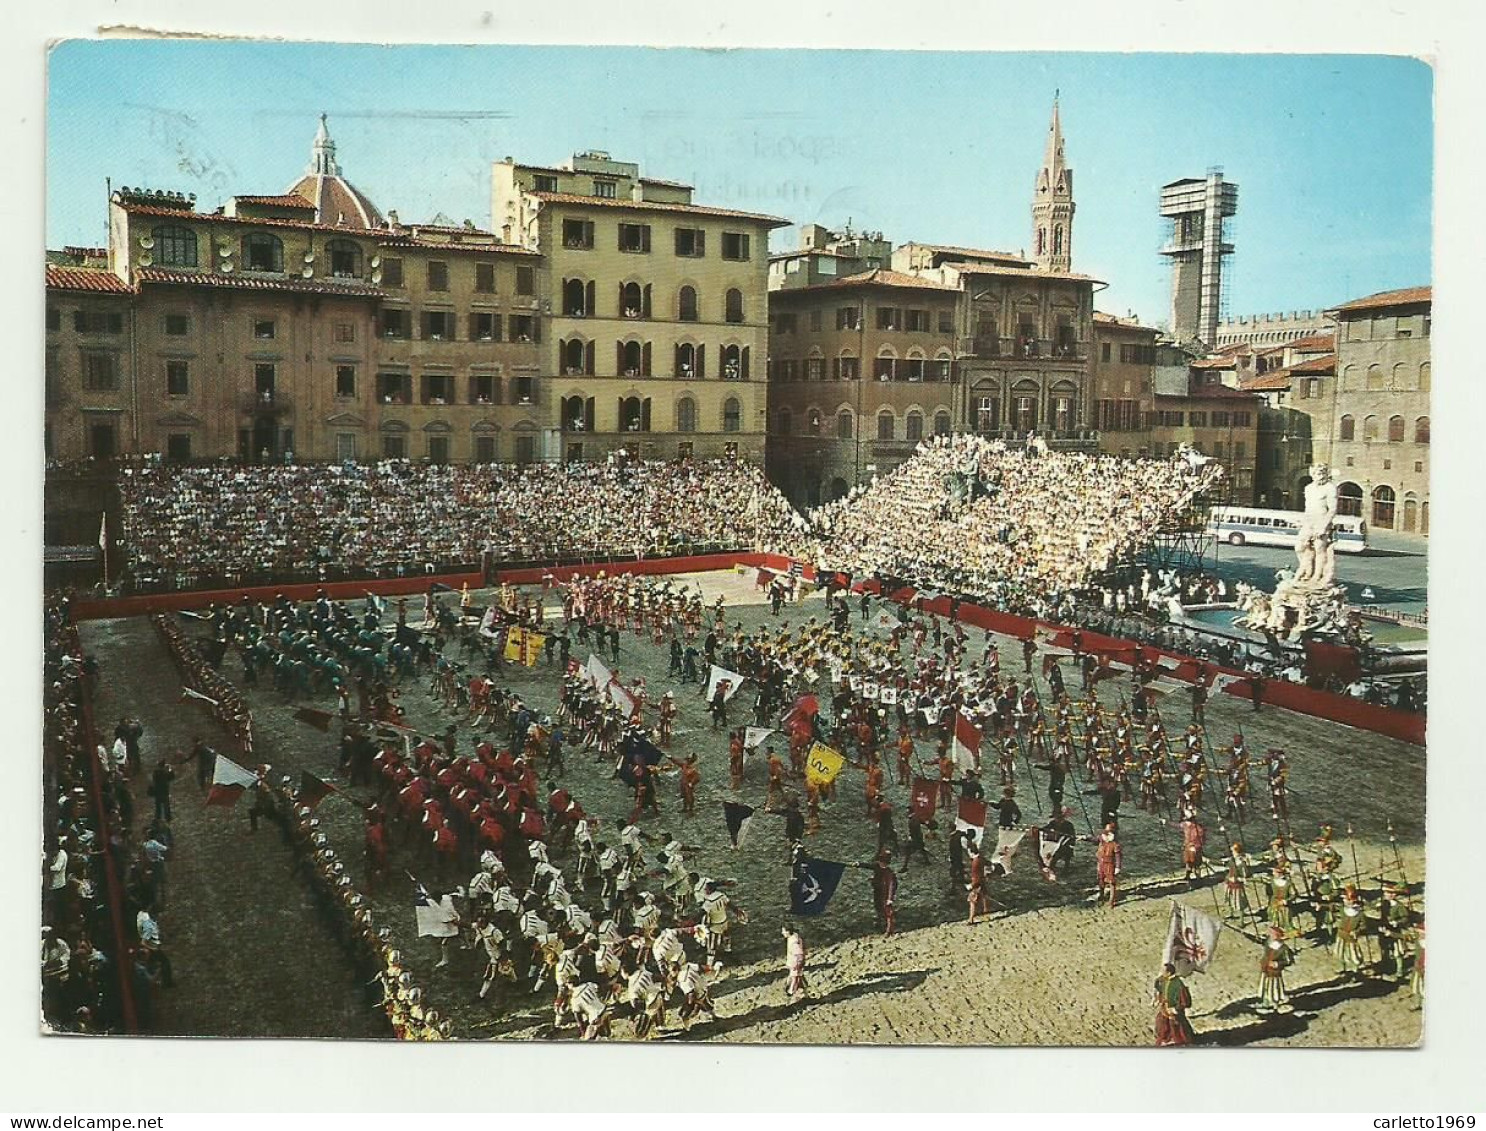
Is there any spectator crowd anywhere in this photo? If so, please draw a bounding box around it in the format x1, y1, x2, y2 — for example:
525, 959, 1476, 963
116, 457, 804, 591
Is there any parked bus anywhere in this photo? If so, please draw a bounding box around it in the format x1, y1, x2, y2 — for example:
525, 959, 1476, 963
1205, 506, 1368, 552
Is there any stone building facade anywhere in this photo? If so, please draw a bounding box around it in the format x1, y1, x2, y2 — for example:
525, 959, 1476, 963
1311, 286, 1431, 535
764, 269, 961, 507
491, 151, 787, 464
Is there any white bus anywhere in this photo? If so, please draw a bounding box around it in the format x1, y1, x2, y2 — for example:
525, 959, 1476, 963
1205, 506, 1368, 552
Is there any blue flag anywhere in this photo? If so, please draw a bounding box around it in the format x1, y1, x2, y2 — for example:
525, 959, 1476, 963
790, 856, 847, 917
617, 731, 664, 786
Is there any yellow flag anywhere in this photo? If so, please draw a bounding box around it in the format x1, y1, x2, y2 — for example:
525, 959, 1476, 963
504, 626, 525, 663
522, 631, 546, 667
804, 741, 845, 788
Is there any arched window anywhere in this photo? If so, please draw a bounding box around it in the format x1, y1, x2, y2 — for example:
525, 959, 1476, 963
1336, 481, 1364, 517
1053, 226, 1063, 256
1338, 414, 1355, 441
1036, 228, 1046, 256
1415, 416, 1430, 445
1388, 415, 1405, 443
242, 232, 284, 273
561, 338, 587, 375
325, 239, 362, 278
1366, 364, 1385, 391
1420, 362, 1431, 391
620, 340, 643, 376
722, 397, 742, 433
934, 410, 952, 436
675, 342, 697, 379
877, 409, 895, 441
678, 285, 699, 322
721, 344, 747, 381
1372, 484, 1396, 529
563, 278, 590, 317
725, 288, 744, 324
677, 396, 698, 433
561, 395, 588, 432
619, 395, 649, 432
1362, 415, 1379, 442
905, 411, 923, 442
837, 409, 854, 439
620, 282, 643, 318
807, 409, 822, 436
1402, 495, 1418, 533
153, 225, 197, 268
776, 407, 792, 436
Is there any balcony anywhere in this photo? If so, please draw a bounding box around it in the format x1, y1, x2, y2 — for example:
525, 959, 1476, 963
966, 336, 1087, 361
242, 391, 293, 416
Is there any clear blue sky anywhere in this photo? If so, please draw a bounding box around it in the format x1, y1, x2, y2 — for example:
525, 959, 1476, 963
46, 41, 1432, 326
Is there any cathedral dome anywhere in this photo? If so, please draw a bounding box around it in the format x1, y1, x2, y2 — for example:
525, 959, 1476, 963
286, 114, 385, 229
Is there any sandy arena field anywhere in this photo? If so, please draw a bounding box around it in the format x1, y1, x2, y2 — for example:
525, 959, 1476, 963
78, 567, 1425, 1045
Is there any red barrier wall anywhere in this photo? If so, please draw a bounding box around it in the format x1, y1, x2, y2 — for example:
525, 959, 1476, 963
68, 552, 1424, 747
70, 572, 486, 621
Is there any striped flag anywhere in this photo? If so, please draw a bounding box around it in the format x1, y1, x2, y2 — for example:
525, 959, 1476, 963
952, 713, 981, 772
205, 754, 258, 807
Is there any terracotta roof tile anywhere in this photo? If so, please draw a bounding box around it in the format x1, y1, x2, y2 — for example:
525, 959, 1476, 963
1284, 332, 1336, 352
45, 266, 132, 294
904, 241, 1028, 263
135, 265, 385, 298
1190, 356, 1237, 369
1330, 285, 1431, 314
235, 194, 317, 209
1289, 353, 1336, 373
774, 268, 960, 294
1239, 373, 1293, 391
121, 201, 384, 236
377, 237, 540, 257
531, 191, 789, 226
938, 261, 1103, 285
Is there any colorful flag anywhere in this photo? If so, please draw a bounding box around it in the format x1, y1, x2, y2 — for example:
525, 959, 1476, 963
783, 694, 819, 737
504, 626, 527, 664
1212, 673, 1250, 695
413, 878, 460, 939
994, 828, 1026, 874
870, 609, 901, 632
617, 732, 664, 787
723, 801, 755, 849
705, 664, 745, 703
909, 777, 938, 823
1163, 901, 1223, 975
1038, 829, 1071, 868
952, 713, 981, 772
743, 726, 775, 751
298, 770, 334, 810
790, 856, 847, 916
607, 679, 636, 717
584, 653, 612, 689
521, 631, 546, 667
955, 798, 987, 849
804, 742, 845, 788
205, 754, 258, 807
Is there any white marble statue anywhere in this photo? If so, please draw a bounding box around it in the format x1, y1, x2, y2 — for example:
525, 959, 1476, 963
1294, 464, 1339, 586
